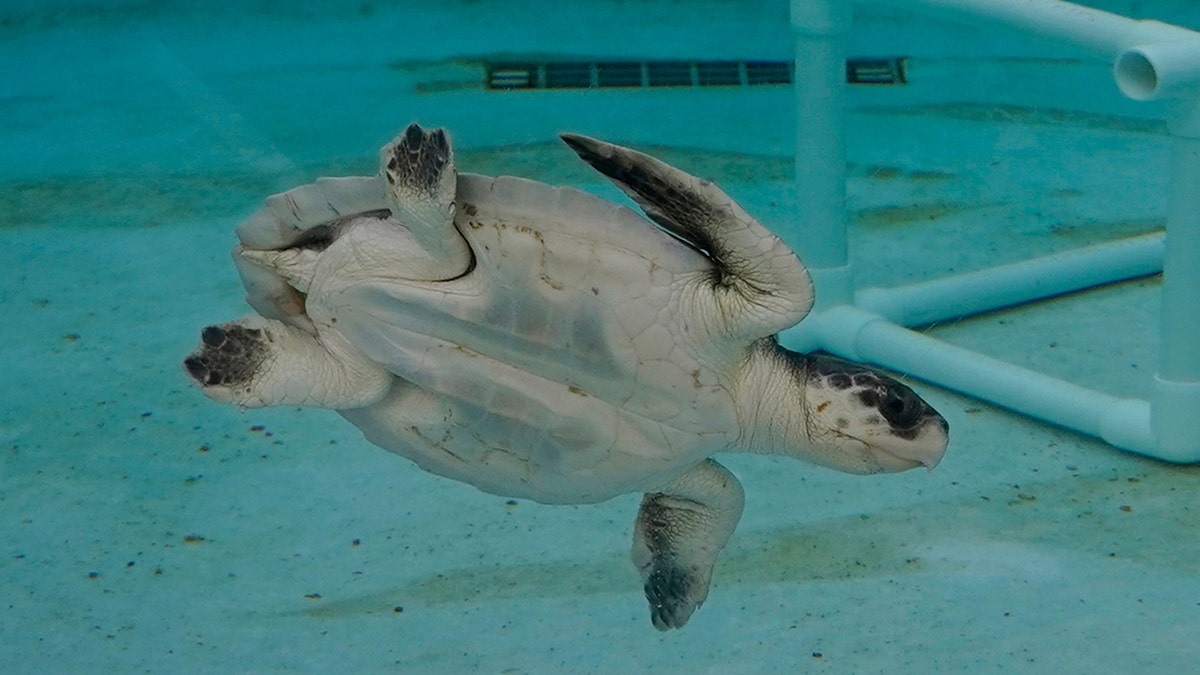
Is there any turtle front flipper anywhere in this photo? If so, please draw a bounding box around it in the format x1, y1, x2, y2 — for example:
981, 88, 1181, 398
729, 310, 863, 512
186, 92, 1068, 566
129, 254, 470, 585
561, 133, 813, 341
380, 124, 473, 272
633, 459, 745, 630
183, 317, 392, 409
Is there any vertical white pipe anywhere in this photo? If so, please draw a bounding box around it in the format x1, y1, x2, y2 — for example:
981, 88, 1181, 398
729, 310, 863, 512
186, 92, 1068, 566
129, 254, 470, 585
1161, 113, 1200, 380
1152, 105, 1200, 459
791, 0, 854, 309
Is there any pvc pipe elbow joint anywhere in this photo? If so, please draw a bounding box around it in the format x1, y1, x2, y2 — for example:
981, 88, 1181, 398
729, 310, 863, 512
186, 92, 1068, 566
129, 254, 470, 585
1114, 21, 1200, 101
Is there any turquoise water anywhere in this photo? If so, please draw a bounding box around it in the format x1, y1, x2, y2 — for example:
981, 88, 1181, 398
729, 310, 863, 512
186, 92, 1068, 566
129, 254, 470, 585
3, 0, 1200, 672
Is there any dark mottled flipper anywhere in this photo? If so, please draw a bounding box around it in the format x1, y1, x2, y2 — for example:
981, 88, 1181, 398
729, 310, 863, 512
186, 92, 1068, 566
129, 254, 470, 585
182, 317, 392, 409
632, 459, 745, 630
184, 324, 269, 389
384, 124, 453, 200
561, 133, 813, 341
379, 123, 471, 270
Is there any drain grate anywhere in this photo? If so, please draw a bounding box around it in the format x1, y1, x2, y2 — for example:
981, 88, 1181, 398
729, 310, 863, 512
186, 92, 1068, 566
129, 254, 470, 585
486, 58, 905, 90
846, 58, 907, 84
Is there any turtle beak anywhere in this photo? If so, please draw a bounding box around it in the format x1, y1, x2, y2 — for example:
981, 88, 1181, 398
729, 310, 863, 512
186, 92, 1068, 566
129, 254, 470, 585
871, 413, 949, 472
924, 416, 951, 469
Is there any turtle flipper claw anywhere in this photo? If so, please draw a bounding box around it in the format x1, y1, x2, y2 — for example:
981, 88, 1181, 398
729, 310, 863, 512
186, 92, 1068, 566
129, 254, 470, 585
184, 323, 268, 391
642, 555, 710, 630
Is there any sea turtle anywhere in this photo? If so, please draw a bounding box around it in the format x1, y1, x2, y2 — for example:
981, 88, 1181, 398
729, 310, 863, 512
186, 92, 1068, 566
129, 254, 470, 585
184, 123, 949, 630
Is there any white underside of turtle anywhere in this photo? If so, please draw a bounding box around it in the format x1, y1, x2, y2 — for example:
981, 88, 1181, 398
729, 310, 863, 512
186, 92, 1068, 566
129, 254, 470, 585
184, 123, 949, 630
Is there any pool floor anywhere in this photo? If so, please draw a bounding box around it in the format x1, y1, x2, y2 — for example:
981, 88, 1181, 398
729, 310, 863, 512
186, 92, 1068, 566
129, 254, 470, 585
3, 1, 1200, 672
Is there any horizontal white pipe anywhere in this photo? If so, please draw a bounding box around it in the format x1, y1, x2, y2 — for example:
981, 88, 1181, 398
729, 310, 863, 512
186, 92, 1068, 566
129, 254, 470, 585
801, 305, 1170, 459
859, 0, 1191, 57
859, 0, 1200, 100
855, 232, 1164, 327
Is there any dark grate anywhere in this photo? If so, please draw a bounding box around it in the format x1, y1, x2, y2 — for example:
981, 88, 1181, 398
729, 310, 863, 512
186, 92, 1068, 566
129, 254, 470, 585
745, 60, 792, 85
646, 61, 693, 87
596, 61, 643, 87
486, 58, 906, 90
847, 58, 907, 85
696, 61, 742, 86
487, 66, 534, 89
545, 62, 591, 88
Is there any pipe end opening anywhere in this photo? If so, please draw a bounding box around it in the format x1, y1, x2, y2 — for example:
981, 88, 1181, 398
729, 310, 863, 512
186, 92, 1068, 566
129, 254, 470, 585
1115, 50, 1159, 101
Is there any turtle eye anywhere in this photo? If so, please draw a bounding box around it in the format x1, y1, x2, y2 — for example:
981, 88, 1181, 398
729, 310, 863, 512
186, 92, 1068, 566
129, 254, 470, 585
879, 386, 922, 429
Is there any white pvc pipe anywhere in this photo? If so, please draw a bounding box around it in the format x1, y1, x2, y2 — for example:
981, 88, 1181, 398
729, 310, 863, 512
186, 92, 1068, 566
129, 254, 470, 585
798, 305, 1163, 459
855, 232, 1164, 327
1117, 39, 1200, 101
785, 0, 1200, 461
842, 0, 1200, 462
861, 0, 1200, 100
1151, 116, 1200, 459
1161, 133, 1200, 380
791, 0, 854, 307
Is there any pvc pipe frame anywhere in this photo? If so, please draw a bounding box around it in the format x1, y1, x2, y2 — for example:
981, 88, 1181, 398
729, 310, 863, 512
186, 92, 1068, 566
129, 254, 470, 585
786, 0, 1200, 462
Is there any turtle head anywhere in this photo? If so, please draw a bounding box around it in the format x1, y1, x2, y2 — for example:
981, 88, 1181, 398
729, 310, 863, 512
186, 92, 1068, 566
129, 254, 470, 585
799, 353, 948, 473
749, 347, 949, 474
